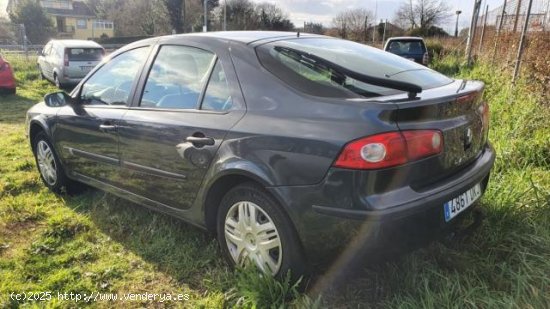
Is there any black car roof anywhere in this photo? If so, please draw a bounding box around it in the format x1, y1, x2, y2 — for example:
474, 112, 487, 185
160, 31, 326, 45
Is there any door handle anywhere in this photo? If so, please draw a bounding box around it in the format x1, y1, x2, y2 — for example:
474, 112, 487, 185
185, 136, 215, 146
99, 124, 117, 132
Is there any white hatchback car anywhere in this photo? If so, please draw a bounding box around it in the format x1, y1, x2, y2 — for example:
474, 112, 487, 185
38, 40, 104, 88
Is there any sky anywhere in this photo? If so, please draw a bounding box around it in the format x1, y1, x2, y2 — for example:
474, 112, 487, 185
1, 0, 506, 32
248, 0, 505, 33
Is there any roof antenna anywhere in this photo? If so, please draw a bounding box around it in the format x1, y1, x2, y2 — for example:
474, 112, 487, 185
297, 31, 300, 38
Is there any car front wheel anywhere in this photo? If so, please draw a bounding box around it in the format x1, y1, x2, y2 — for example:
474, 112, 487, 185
32, 132, 70, 193
217, 182, 307, 279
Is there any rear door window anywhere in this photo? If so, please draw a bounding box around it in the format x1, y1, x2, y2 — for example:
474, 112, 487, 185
201, 60, 233, 111
68, 48, 104, 61
140, 45, 215, 109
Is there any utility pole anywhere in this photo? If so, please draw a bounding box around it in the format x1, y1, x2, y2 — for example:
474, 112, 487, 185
478, 5, 489, 54
513, 0, 534, 83
223, 0, 227, 31
513, 0, 523, 32
203, 0, 208, 32
465, 0, 482, 65
364, 15, 368, 42
372, 0, 377, 44
455, 10, 462, 37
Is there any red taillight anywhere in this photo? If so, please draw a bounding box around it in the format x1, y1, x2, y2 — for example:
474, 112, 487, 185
334, 130, 443, 170
422, 52, 429, 65
402, 130, 442, 161
64, 50, 69, 66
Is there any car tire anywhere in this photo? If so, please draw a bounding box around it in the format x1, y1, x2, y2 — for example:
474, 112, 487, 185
217, 182, 308, 280
54, 73, 62, 88
32, 132, 78, 194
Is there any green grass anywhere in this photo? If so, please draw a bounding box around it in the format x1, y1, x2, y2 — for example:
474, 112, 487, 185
0, 54, 549, 308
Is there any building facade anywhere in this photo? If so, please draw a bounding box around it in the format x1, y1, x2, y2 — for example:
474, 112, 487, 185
8, 0, 114, 40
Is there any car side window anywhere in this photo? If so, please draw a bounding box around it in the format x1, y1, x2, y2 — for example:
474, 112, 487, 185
201, 60, 233, 111
80, 47, 149, 106
140, 45, 215, 109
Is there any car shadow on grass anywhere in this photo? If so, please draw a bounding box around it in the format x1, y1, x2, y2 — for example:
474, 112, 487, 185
61, 186, 233, 292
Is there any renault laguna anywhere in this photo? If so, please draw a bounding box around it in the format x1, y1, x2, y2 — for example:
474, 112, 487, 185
26, 32, 495, 278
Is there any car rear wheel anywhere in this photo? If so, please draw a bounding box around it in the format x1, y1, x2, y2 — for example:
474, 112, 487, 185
54, 73, 62, 88
217, 182, 307, 279
32, 132, 74, 194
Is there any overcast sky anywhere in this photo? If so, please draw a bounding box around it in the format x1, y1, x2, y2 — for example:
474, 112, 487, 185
249, 0, 505, 32
1, 0, 506, 32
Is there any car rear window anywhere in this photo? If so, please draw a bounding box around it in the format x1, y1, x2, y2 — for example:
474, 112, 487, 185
68, 48, 104, 61
256, 38, 452, 98
386, 40, 427, 54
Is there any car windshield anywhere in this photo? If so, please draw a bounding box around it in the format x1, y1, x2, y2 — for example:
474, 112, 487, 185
68, 48, 104, 61
257, 38, 452, 98
387, 40, 427, 55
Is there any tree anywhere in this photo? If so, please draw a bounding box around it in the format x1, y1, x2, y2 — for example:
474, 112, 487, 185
304, 22, 324, 34
256, 3, 294, 31
163, 0, 186, 33
332, 8, 373, 41
210, 0, 292, 31
9, 0, 55, 44
394, 0, 451, 32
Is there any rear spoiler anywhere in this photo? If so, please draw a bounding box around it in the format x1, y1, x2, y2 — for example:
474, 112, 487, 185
274, 46, 423, 99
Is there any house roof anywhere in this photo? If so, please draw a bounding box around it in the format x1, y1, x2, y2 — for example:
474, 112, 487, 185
43, 1, 96, 18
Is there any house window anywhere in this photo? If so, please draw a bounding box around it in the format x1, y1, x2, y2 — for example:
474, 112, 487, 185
77, 19, 87, 29
92, 20, 114, 30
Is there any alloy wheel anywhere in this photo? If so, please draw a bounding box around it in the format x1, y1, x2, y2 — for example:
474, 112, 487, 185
36, 140, 57, 186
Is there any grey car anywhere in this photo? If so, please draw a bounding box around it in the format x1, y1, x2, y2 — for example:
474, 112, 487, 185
26, 32, 495, 279
38, 40, 105, 88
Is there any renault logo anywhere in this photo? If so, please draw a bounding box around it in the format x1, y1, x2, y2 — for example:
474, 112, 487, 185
464, 127, 473, 149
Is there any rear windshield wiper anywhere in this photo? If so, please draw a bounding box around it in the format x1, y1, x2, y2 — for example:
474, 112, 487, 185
274, 46, 422, 99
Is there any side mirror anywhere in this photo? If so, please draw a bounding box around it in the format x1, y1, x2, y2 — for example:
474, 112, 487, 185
44, 91, 74, 107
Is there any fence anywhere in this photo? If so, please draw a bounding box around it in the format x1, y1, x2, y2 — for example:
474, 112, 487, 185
461, 0, 549, 95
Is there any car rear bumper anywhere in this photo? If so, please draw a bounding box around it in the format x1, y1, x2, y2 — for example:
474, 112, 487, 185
0, 76, 16, 89
267, 143, 495, 262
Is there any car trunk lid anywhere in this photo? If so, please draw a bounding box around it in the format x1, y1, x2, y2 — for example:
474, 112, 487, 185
394, 79, 488, 189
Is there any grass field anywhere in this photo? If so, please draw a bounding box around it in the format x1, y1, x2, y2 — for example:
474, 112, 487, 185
0, 54, 548, 308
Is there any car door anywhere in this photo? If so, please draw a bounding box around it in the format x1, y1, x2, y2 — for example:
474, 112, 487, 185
117, 43, 245, 209
52, 46, 151, 186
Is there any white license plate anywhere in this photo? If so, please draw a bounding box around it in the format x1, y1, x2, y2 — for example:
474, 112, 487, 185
444, 183, 482, 222
80, 66, 94, 71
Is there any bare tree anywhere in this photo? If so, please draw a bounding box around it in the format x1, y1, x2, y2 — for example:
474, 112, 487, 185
256, 3, 293, 31
210, 0, 292, 31
332, 8, 373, 41
395, 0, 451, 32
304, 22, 324, 34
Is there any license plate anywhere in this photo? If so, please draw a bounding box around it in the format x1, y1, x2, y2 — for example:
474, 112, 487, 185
80, 66, 94, 71
444, 183, 482, 222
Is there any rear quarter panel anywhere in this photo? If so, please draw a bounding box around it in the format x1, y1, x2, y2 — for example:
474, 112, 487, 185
224, 42, 401, 186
